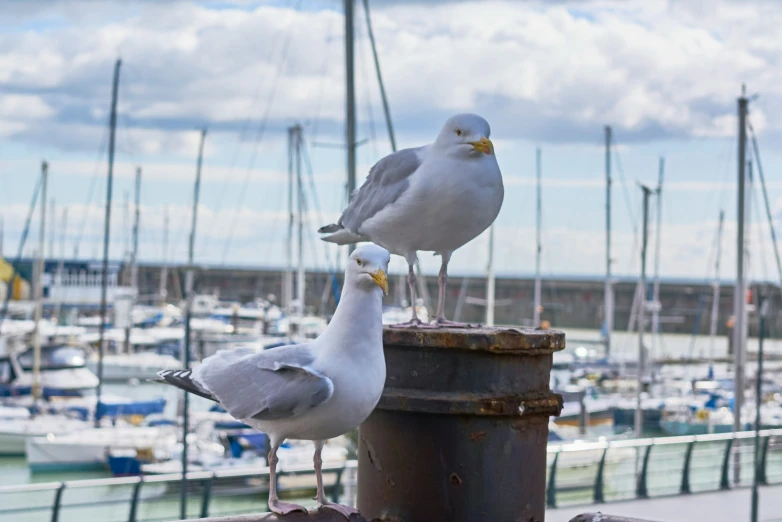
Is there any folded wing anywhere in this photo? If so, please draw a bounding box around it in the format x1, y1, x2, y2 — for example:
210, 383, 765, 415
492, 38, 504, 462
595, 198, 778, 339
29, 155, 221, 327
319, 146, 424, 240
192, 345, 334, 421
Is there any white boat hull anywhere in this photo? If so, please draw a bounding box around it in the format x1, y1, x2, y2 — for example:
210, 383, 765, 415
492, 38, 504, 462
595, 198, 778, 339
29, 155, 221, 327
0, 416, 91, 456
25, 426, 174, 472
0, 431, 35, 456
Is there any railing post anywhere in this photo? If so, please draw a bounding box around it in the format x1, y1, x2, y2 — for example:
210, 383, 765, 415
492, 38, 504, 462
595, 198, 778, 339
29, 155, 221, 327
594, 448, 607, 503
760, 436, 771, 485
331, 468, 344, 503
357, 327, 565, 522
200, 474, 215, 519
636, 444, 652, 498
127, 478, 143, 522
681, 441, 695, 494
51, 483, 66, 522
720, 438, 734, 490
547, 452, 559, 509
274, 469, 283, 506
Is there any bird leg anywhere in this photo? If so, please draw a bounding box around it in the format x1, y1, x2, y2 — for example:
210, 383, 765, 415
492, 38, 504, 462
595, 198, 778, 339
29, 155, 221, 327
391, 261, 435, 328
267, 441, 306, 515
314, 440, 360, 518
433, 254, 476, 328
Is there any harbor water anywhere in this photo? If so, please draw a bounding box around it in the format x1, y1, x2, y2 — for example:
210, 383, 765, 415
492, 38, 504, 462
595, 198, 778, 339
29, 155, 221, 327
2, 327, 779, 488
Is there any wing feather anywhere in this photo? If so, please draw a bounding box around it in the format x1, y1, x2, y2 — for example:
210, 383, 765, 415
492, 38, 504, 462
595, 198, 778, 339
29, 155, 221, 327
320, 146, 424, 235
191, 345, 334, 421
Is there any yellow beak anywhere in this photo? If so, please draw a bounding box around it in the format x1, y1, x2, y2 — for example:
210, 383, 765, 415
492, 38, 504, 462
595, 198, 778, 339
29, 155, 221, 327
369, 269, 388, 295
469, 137, 494, 155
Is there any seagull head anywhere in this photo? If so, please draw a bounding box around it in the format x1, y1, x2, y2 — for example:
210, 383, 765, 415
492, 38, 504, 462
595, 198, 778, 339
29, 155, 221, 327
433, 113, 494, 157
346, 243, 390, 295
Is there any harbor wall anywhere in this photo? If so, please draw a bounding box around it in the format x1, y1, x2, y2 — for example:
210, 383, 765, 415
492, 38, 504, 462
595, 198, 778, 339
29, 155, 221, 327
135, 263, 781, 339
8, 257, 780, 338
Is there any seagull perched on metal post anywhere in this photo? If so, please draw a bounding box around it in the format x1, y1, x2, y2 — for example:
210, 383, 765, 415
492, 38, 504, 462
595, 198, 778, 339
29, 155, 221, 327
156, 244, 390, 518
319, 113, 504, 328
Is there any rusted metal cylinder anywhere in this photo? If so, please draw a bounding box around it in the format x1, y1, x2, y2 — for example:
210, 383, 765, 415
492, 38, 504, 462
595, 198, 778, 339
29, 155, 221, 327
192, 513, 369, 522
569, 515, 660, 522
357, 327, 565, 522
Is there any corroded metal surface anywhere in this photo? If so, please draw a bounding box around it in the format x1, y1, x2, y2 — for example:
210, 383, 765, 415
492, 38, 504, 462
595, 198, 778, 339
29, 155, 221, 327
378, 387, 562, 416
358, 326, 564, 522
191, 511, 370, 522
382, 326, 566, 354
569, 514, 661, 522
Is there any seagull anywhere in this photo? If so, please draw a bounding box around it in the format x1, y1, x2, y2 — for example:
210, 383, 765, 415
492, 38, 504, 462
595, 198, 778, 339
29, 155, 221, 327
319, 113, 504, 328
156, 244, 390, 518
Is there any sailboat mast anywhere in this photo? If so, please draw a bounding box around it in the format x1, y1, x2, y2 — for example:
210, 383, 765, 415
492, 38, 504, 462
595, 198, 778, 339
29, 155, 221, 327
122, 167, 141, 355
747, 121, 782, 301
636, 184, 652, 438
122, 192, 129, 274
651, 158, 664, 342
53, 207, 67, 323
181, 127, 206, 520
362, 0, 395, 152
533, 147, 542, 328
295, 125, 306, 313
95, 58, 121, 424
32, 161, 48, 403
604, 126, 613, 356
158, 206, 169, 306
0, 215, 3, 258
48, 199, 55, 264
131, 167, 141, 290
486, 225, 495, 326
709, 210, 725, 360
284, 126, 295, 312
345, 0, 356, 254
733, 88, 749, 434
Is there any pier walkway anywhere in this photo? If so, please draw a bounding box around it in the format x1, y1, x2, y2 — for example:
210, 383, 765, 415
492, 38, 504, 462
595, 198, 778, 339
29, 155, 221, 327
549, 484, 782, 521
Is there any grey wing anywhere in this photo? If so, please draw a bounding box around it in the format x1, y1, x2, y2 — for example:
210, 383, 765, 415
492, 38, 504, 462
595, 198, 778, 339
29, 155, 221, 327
193, 345, 334, 421
339, 146, 424, 232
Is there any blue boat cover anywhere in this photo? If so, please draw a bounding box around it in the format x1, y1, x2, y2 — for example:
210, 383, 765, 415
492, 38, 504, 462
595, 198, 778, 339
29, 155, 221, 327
70, 397, 168, 420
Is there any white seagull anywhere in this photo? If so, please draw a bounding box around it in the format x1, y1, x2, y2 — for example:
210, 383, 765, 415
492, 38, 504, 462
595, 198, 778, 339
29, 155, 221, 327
156, 244, 390, 518
319, 113, 504, 327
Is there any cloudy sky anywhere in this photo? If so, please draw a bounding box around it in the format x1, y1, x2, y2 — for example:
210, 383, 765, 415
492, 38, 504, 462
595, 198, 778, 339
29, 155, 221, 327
0, 0, 781, 282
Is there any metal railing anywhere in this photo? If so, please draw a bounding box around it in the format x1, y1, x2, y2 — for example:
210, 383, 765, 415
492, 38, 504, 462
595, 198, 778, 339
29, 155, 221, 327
546, 428, 782, 508
0, 461, 356, 522
3, 429, 781, 521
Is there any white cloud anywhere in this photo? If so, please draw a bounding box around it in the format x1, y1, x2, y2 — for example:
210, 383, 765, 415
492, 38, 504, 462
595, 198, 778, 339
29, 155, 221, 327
0, 94, 55, 120
0, 0, 781, 152
2, 0, 782, 281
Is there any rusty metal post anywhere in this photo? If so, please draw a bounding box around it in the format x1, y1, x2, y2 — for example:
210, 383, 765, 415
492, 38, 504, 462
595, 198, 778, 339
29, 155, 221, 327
569, 515, 661, 522
192, 514, 368, 522
358, 327, 564, 522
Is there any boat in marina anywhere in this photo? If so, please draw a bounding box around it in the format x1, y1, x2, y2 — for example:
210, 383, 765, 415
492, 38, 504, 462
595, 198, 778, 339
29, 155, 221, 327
139, 439, 349, 476
25, 424, 178, 472
0, 342, 98, 398
0, 414, 92, 456
0, 394, 166, 457
86, 351, 180, 381
271, 313, 328, 339
108, 435, 226, 476
382, 303, 429, 325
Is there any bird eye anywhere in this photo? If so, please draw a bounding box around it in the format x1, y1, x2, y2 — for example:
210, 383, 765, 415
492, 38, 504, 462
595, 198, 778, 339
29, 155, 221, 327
356, 259, 362, 266
455, 129, 462, 136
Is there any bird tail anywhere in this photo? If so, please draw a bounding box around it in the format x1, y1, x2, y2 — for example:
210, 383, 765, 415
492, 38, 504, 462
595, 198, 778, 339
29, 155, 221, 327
318, 224, 366, 245
318, 223, 342, 233
155, 369, 217, 402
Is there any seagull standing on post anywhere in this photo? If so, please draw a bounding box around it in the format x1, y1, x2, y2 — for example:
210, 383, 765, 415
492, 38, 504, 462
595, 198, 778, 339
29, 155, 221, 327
156, 244, 390, 518
319, 113, 504, 327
